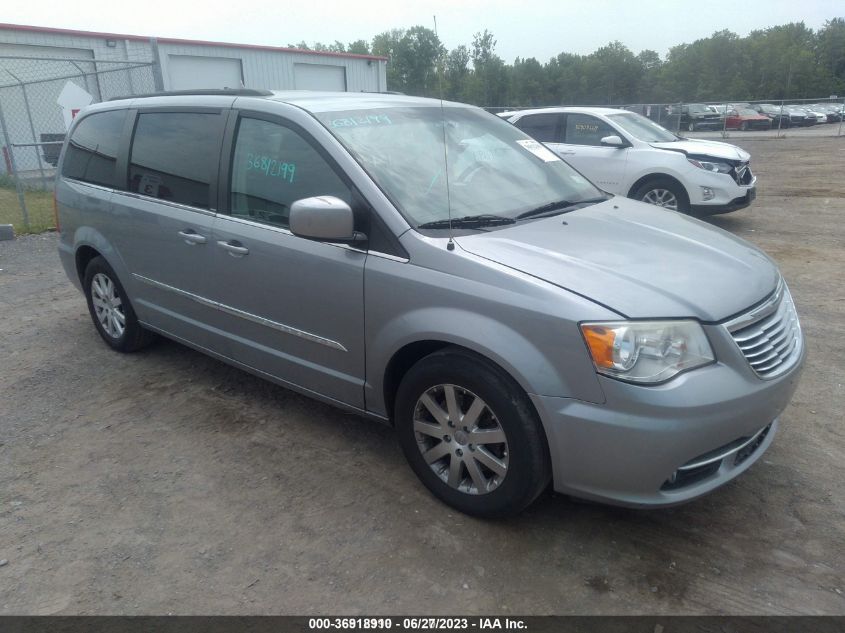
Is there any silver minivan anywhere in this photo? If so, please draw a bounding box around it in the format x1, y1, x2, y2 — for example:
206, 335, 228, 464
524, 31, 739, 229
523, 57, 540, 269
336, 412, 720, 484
56, 89, 805, 517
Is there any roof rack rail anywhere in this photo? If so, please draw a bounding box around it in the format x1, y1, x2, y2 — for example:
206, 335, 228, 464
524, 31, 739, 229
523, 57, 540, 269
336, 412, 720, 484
110, 88, 274, 101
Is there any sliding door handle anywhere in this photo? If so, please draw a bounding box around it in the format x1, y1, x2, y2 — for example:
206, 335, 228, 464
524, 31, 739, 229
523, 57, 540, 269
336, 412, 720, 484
178, 230, 207, 245
217, 240, 249, 257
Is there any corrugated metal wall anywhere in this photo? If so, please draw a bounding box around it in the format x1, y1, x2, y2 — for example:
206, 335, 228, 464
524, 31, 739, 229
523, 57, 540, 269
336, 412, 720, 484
156, 42, 385, 92
0, 26, 388, 92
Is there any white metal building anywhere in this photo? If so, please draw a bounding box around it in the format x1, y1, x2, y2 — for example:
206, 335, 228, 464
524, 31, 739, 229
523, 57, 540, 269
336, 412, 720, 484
0, 23, 388, 92
0, 23, 387, 175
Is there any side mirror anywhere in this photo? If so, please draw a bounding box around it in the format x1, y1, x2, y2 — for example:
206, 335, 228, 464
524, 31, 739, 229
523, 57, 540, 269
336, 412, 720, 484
600, 135, 625, 148
289, 196, 366, 244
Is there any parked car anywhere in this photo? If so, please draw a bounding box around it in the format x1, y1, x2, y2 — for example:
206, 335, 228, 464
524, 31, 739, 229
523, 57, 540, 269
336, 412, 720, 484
808, 104, 842, 123
503, 106, 756, 215
56, 90, 804, 517
752, 103, 792, 128
807, 103, 842, 123
792, 107, 819, 125
783, 106, 810, 127
668, 103, 723, 131
725, 107, 772, 131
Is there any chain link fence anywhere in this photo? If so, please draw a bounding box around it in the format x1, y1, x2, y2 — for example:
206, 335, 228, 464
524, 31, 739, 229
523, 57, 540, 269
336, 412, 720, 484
0, 56, 159, 232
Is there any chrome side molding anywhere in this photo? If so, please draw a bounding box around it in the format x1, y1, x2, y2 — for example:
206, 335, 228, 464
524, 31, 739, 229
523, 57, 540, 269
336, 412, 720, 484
132, 274, 348, 352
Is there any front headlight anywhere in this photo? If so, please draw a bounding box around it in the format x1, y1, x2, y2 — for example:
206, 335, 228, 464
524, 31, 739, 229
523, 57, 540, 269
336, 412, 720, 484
687, 158, 732, 173
580, 320, 715, 384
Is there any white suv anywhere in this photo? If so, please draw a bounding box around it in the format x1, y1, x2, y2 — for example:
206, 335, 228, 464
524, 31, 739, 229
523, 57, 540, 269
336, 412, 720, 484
502, 107, 756, 215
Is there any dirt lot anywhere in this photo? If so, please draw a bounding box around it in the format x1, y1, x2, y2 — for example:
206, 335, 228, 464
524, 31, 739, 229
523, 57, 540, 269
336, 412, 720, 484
0, 136, 843, 615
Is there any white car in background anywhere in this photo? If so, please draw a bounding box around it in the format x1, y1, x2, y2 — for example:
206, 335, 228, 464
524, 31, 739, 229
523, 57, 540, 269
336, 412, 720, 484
501, 107, 757, 215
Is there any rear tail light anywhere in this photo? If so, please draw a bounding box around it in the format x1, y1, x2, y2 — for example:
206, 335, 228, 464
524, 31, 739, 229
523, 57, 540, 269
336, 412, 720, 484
53, 189, 60, 232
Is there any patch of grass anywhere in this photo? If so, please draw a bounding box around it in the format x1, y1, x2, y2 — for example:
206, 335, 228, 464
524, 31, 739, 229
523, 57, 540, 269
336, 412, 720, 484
0, 183, 55, 234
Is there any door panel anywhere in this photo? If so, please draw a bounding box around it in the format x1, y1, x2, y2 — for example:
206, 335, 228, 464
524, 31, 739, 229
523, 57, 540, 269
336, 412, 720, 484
109, 109, 225, 345
203, 113, 366, 408
207, 218, 366, 406
110, 194, 218, 345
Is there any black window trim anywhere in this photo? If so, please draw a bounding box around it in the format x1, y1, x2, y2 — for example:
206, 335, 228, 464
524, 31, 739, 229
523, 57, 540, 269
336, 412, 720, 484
125, 106, 228, 212
218, 108, 408, 260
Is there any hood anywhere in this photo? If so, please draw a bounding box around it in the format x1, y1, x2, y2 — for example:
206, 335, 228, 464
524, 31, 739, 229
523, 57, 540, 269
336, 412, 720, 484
649, 138, 750, 162
455, 198, 779, 321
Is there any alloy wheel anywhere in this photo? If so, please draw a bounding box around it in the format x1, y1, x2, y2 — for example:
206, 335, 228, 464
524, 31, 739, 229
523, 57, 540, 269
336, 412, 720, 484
642, 188, 679, 211
91, 272, 126, 339
413, 384, 509, 495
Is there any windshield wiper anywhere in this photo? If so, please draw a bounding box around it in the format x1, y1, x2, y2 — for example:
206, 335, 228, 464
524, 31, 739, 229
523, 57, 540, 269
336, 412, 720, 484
516, 196, 609, 220
417, 214, 516, 229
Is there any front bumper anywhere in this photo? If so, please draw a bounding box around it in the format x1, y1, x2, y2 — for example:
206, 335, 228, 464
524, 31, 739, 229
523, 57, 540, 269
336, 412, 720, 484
685, 165, 757, 215
689, 118, 722, 130
691, 186, 755, 216
530, 326, 805, 508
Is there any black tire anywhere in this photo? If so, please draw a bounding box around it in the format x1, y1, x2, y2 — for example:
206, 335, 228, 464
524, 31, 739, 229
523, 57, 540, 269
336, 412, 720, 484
631, 178, 690, 214
395, 347, 551, 518
687, 122, 695, 132
83, 256, 155, 352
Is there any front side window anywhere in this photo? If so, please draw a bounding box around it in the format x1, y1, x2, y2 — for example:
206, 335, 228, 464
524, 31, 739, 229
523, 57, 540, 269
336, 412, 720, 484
513, 113, 560, 143
606, 113, 678, 143
128, 112, 221, 209
61, 110, 126, 187
563, 114, 618, 146
229, 117, 352, 229
315, 106, 603, 228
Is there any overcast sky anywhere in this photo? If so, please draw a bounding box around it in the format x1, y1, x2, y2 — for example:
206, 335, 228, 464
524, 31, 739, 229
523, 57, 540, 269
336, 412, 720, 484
5, 0, 843, 61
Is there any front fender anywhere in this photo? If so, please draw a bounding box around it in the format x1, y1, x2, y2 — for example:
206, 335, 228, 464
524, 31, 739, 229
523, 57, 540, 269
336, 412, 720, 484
363, 254, 611, 418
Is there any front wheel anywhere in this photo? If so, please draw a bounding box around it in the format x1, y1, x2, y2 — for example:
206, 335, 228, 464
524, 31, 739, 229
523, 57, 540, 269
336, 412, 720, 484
632, 178, 690, 214
395, 348, 551, 518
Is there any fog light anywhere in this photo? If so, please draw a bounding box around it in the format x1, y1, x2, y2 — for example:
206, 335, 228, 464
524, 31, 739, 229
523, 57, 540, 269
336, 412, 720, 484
701, 186, 715, 201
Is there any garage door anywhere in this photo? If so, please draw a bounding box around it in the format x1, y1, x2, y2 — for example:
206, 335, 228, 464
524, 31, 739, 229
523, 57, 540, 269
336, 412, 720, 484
294, 64, 347, 91
167, 55, 243, 90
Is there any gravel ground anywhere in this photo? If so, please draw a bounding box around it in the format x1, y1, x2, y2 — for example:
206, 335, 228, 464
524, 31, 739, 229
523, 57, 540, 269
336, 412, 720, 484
0, 136, 843, 615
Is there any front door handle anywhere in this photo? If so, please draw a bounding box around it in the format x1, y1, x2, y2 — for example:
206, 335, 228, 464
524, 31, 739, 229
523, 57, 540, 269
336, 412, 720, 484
178, 229, 207, 245
217, 240, 249, 257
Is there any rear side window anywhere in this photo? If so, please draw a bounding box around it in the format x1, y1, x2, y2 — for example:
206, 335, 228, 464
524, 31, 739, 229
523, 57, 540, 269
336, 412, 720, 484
513, 113, 560, 143
564, 114, 616, 146
228, 117, 351, 229
128, 112, 221, 209
61, 110, 126, 187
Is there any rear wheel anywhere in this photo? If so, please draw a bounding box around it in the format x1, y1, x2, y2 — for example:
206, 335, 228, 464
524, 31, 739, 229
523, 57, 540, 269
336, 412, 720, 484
83, 256, 155, 352
395, 348, 551, 518
632, 178, 690, 214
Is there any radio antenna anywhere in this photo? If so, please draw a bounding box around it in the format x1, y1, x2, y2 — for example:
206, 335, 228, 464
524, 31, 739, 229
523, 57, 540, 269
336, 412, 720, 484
433, 15, 455, 251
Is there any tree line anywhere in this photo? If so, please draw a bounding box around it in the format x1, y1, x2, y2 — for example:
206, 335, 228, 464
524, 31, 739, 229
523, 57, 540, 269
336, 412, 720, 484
290, 18, 845, 107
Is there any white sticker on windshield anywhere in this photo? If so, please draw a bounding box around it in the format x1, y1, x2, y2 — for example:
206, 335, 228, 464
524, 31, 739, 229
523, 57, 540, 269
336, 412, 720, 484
516, 139, 560, 162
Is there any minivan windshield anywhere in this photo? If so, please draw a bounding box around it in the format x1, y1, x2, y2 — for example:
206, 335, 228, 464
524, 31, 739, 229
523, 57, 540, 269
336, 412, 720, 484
315, 106, 603, 228
606, 112, 678, 143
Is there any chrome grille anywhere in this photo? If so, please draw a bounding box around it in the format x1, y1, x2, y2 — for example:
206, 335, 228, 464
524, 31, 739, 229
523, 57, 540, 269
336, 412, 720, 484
726, 281, 802, 379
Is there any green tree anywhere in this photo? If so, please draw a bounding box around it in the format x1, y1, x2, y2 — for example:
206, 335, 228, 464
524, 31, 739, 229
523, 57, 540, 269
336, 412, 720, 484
445, 45, 471, 101
347, 39, 371, 55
